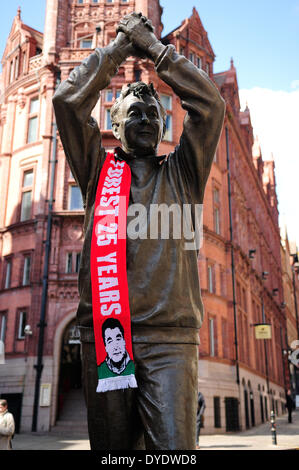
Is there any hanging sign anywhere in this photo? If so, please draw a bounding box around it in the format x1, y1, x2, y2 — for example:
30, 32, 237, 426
254, 323, 272, 339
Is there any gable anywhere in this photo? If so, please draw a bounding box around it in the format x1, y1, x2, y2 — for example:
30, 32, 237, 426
2, 14, 43, 63
187, 8, 215, 59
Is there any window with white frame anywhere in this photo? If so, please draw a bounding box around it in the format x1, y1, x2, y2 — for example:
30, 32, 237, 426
214, 207, 220, 235
103, 89, 118, 130
161, 94, 172, 142
207, 264, 215, 293
102, 88, 123, 130
66, 252, 73, 274
18, 310, 27, 340
0, 313, 7, 343
22, 255, 31, 286
80, 37, 92, 49
105, 89, 113, 102
27, 97, 39, 143
14, 55, 19, 80
161, 94, 172, 111
20, 169, 33, 221
66, 252, 81, 274
222, 317, 229, 358
69, 185, 83, 210
75, 253, 81, 272
197, 56, 202, 69
105, 108, 112, 130
209, 317, 215, 356
164, 115, 172, 141
22, 51, 27, 74
4, 259, 12, 289
213, 188, 221, 235
9, 60, 14, 84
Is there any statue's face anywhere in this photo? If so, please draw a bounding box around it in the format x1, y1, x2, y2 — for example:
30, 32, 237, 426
113, 94, 164, 156
104, 327, 126, 365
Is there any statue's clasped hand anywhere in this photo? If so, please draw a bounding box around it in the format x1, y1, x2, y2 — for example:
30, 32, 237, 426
117, 12, 158, 59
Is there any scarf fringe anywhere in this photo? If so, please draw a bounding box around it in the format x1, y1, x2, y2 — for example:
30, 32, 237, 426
96, 374, 138, 393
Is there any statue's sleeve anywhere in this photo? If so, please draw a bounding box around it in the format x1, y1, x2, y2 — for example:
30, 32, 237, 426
52, 46, 121, 199
155, 46, 226, 203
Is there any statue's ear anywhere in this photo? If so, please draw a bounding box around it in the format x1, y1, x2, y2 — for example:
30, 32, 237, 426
112, 122, 121, 140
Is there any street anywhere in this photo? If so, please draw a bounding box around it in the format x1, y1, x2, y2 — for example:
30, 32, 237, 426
10, 410, 299, 451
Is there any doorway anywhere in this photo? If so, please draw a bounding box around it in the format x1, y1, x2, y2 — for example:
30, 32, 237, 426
260, 394, 264, 422
248, 382, 255, 427
250, 392, 255, 427
225, 397, 240, 431
244, 389, 250, 429
57, 320, 83, 421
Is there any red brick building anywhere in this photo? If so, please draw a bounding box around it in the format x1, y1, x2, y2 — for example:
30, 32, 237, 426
280, 231, 299, 403
0, 0, 289, 433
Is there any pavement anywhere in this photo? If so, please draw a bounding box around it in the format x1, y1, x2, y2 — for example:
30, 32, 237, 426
12, 427, 90, 451
198, 410, 299, 451
10, 410, 299, 451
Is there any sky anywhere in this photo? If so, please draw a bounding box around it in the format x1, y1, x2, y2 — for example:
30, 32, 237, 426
0, 0, 299, 245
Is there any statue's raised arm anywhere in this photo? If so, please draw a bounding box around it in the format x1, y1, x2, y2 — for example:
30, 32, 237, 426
118, 12, 226, 203
52, 31, 137, 199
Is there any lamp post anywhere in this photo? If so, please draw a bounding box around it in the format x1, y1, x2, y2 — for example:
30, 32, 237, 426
31, 73, 60, 432
270, 410, 277, 445
279, 301, 292, 394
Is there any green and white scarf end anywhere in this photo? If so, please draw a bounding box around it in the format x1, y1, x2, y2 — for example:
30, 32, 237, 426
96, 374, 138, 393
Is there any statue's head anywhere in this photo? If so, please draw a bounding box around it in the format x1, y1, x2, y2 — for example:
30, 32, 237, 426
111, 82, 166, 156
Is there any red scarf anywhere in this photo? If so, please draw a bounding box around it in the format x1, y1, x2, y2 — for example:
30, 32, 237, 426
90, 152, 137, 392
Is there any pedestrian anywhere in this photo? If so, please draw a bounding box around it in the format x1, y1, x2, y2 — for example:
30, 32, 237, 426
286, 390, 294, 423
0, 399, 15, 450
196, 392, 206, 449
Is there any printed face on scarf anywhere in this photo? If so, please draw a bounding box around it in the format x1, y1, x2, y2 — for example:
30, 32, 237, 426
112, 94, 164, 156
104, 327, 126, 365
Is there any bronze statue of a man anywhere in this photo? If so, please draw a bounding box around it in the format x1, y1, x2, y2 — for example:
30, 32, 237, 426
53, 12, 225, 450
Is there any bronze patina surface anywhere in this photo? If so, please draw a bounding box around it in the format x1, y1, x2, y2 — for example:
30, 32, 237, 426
53, 12, 225, 450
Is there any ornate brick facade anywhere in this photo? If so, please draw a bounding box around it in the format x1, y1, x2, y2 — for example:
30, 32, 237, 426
0, 1, 294, 434
280, 231, 299, 398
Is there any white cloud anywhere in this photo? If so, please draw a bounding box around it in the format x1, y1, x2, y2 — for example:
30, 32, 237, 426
239, 87, 299, 246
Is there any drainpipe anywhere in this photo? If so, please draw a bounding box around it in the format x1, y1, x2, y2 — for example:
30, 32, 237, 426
261, 296, 270, 395
32, 72, 60, 432
225, 125, 240, 385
